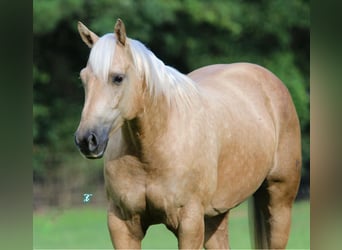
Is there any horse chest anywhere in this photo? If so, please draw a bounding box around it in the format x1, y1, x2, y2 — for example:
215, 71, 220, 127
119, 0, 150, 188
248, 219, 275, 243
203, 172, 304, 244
104, 156, 147, 215
144, 177, 186, 228
105, 158, 176, 214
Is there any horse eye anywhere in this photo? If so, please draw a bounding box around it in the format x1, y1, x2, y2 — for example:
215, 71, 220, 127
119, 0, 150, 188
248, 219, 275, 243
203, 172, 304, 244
111, 74, 124, 85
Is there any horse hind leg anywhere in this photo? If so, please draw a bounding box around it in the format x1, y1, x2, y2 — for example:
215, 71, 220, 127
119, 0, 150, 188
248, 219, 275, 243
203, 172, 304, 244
250, 180, 299, 249
250, 133, 301, 249
204, 212, 229, 249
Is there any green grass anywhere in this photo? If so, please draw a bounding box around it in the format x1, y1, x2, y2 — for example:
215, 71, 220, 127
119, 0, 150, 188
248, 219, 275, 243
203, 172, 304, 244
33, 200, 309, 249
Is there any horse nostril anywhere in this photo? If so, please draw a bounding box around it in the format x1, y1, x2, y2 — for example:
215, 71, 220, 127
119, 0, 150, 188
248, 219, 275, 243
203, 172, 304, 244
87, 133, 98, 152
74, 134, 80, 146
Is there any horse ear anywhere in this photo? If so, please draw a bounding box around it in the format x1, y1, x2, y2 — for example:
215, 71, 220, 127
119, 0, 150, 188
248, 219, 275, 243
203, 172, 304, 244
114, 18, 126, 46
77, 21, 99, 48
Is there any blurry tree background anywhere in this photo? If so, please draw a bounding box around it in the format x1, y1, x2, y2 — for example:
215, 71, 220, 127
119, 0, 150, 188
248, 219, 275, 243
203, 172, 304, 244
33, 0, 309, 209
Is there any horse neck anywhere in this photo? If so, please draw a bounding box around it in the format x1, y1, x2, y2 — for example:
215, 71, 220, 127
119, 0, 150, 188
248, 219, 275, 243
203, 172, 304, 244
122, 118, 143, 157
128, 40, 201, 156
137, 92, 170, 147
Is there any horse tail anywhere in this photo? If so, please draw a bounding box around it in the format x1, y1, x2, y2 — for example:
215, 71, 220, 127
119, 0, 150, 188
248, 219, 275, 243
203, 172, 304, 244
248, 187, 270, 249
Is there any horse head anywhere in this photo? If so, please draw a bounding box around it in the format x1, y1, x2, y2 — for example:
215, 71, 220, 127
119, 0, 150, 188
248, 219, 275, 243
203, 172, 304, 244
75, 19, 144, 159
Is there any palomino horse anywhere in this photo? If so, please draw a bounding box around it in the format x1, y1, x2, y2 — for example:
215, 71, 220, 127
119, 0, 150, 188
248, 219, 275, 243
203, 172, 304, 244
75, 19, 301, 249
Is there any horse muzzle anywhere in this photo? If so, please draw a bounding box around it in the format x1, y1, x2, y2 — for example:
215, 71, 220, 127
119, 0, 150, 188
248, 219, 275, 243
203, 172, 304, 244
74, 130, 109, 159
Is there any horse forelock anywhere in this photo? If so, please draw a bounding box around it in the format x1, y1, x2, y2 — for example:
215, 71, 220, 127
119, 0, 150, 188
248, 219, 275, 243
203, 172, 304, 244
128, 39, 199, 108
88, 33, 116, 82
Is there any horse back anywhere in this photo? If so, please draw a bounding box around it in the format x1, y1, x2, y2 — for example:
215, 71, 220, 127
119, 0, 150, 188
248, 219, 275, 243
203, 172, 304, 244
188, 62, 299, 142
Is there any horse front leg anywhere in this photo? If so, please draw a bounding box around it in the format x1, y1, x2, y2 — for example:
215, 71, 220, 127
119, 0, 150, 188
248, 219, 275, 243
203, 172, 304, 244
204, 212, 229, 249
107, 203, 145, 249
177, 201, 205, 249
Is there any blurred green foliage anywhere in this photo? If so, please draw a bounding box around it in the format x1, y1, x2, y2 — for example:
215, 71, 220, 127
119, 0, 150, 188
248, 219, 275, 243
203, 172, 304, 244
33, 0, 309, 183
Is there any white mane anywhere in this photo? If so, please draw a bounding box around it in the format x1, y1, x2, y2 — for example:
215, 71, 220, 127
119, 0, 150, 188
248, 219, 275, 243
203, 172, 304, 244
128, 39, 199, 107
88, 33, 199, 108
